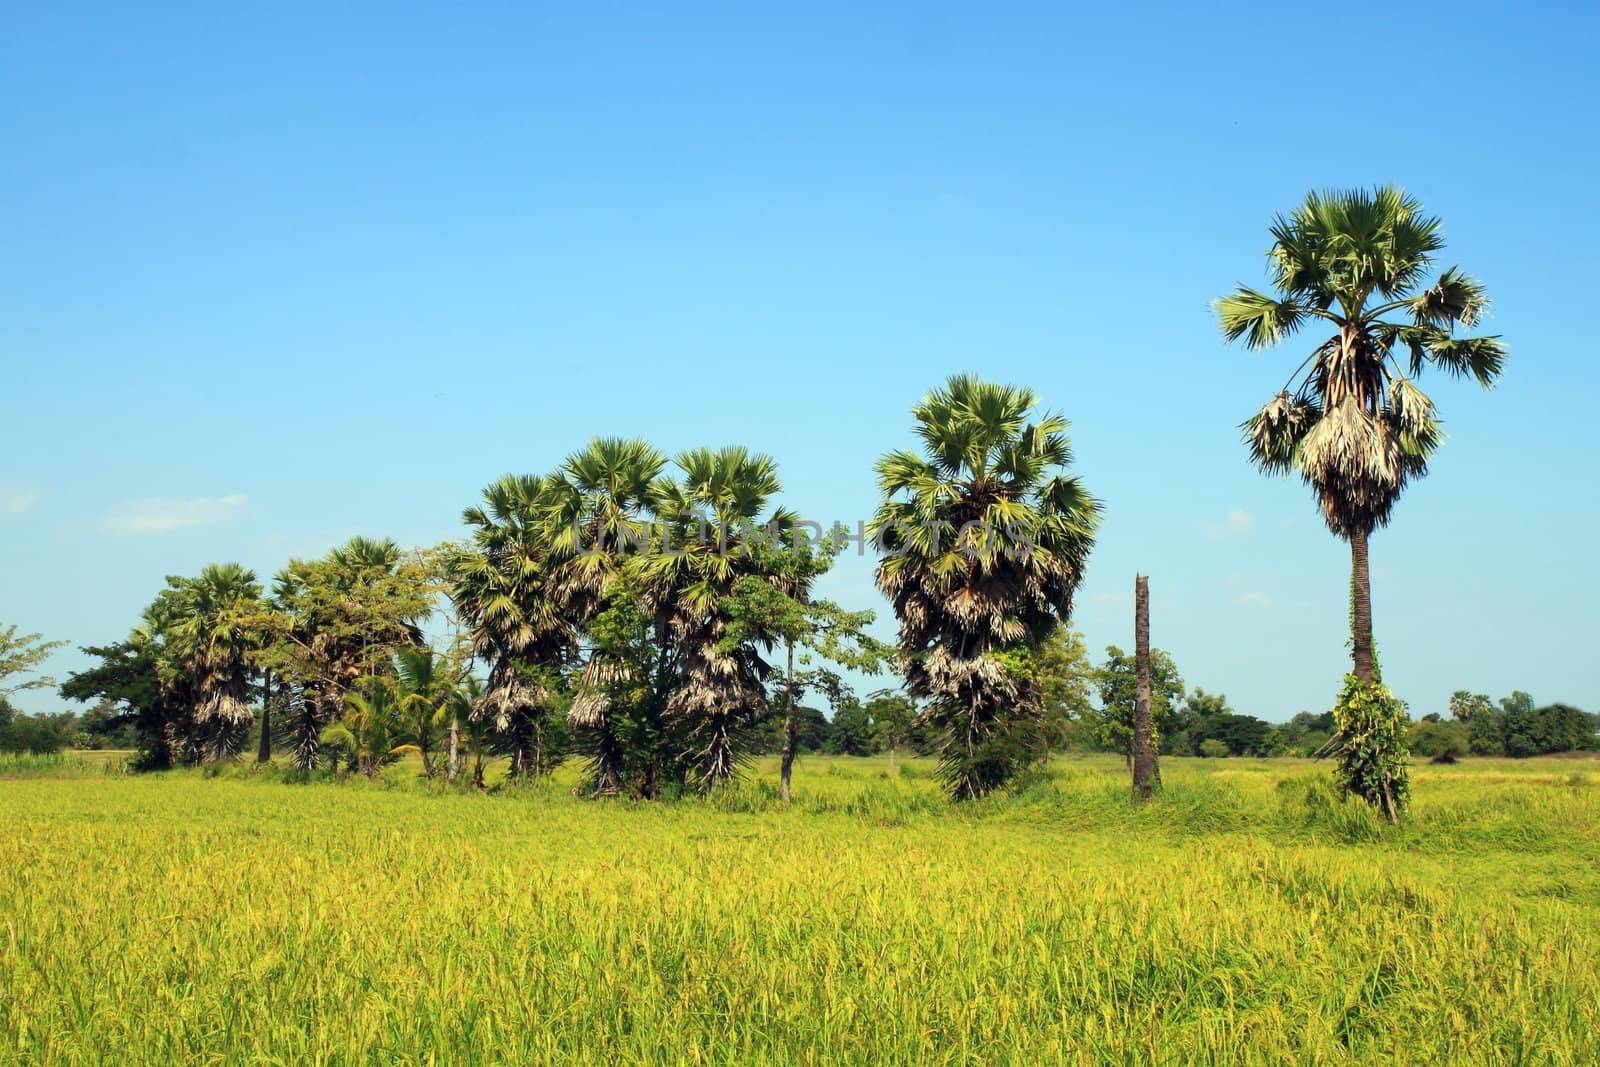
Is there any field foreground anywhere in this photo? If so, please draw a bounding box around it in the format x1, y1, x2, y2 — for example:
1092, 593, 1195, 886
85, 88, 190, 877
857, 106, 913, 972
3, 756, 1598, 1065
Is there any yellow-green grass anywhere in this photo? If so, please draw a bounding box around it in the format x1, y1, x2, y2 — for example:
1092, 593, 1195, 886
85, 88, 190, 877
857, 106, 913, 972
3, 755, 1597, 1065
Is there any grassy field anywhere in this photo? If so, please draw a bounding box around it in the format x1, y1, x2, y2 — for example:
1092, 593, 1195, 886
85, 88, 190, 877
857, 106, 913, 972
2, 755, 1597, 1065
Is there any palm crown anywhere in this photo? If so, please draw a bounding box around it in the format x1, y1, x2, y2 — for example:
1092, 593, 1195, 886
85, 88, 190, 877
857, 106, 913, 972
1215, 186, 1504, 538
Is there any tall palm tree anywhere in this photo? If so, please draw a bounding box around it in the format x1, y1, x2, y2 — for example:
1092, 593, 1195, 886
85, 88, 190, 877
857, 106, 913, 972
1214, 186, 1505, 686
635, 446, 797, 793
452, 474, 577, 782
871, 375, 1100, 800
161, 563, 264, 762
540, 438, 668, 794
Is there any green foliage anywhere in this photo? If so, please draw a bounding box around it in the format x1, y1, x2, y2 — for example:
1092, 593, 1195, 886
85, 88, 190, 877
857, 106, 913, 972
0, 624, 67, 696
1090, 645, 1184, 758
1453, 690, 1597, 757
1407, 719, 1469, 763
1330, 675, 1411, 821
1216, 186, 1503, 542
1197, 738, 1230, 758
871, 375, 1099, 800
0, 699, 73, 755
1448, 690, 1494, 723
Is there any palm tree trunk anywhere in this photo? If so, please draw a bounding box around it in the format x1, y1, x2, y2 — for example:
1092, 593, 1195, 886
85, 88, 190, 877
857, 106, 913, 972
256, 669, 273, 764
1131, 574, 1160, 801
448, 717, 460, 783
779, 640, 797, 806
1350, 530, 1376, 685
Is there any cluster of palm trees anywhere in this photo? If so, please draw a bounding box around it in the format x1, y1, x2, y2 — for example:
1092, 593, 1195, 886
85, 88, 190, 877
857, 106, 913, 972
61, 186, 1503, 815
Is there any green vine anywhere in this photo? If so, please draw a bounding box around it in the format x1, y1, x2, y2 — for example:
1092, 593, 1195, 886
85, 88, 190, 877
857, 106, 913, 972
1330, 674, 1410, 824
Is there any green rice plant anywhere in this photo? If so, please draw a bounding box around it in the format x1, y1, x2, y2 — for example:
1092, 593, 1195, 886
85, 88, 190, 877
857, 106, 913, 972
1, 755, 1597, 1064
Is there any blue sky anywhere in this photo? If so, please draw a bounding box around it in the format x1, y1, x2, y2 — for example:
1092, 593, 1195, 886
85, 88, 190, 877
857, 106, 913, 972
3, 1, 1597, 720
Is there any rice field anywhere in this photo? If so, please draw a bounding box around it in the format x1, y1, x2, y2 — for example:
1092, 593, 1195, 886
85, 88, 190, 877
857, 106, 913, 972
3, 755, 1597, 1065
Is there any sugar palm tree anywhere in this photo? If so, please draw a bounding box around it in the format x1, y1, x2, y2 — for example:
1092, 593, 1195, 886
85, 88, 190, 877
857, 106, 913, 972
634, 446, 798, 792
541, 439, 667, 794
161, 563, 264, 762
871, 375, 1100, 800
1214, 186, 1505, 687
453, 474, 577, 782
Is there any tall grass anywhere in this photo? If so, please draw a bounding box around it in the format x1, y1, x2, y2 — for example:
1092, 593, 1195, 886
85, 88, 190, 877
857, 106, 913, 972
2, 755, 1596, 1063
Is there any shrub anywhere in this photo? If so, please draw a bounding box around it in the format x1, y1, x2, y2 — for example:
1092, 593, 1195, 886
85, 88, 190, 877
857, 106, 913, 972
1198, 739, 1230, 759
1330, 675, 1410, 823
1408, 720, 1469, 764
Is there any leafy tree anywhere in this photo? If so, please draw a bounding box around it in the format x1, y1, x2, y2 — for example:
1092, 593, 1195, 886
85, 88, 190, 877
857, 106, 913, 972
871, 375, 1099, 799
1092, 646, 1184, 763
865, 689, 917, 771
258, 538, 435, 771
720, 531, 891, 802
75, 699, 139, 749
825, 699, 876, 756
0, 624, 67, 697
1280, 709, 1335, 755
1000, 625, 1096, 759
1467, 710, 1505, 756
1198, 739, 1230, 759
59, 637, 172, 768
1408, 719, 1469, 763
1499, 690, 1535, 717
1532, 704, 1595, 753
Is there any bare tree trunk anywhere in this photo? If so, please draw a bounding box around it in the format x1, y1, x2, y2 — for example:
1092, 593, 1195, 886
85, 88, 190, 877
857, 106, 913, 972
779, 640, 797, 806
447, 717, 460, 783
1350, 530, 1376, 685
1132, 574, 1160, 802
257, 669, 273, 764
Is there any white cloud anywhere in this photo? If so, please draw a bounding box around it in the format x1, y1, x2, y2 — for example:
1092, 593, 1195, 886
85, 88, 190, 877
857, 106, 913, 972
100, 494, 249, 535
1237, 591, 1275, 608
1202, 509, 1256, 540
0, 488, 42, 516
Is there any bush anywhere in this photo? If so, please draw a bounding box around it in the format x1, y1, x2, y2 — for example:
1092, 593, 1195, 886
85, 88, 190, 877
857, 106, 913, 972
1408, 720, 1469, 764
1330, 676, 1411, 822
1197, 739, 1230, 758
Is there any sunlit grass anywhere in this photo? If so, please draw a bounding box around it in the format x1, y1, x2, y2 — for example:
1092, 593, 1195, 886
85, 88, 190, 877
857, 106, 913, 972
3, 755, 1597, 1064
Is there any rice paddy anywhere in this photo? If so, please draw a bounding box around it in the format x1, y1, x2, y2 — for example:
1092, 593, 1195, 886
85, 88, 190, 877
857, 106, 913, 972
3, 755, 1597, 1064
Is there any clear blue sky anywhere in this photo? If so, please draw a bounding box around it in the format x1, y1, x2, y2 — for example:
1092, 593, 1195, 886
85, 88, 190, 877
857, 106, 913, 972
4, 2, 1597, 720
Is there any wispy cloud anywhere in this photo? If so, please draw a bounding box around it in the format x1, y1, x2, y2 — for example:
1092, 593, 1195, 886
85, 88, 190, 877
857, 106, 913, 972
1237, 591, 1275, 608
1201, 508, 1256, 540
0, 488, 42, 516
100, 494, 249, 535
